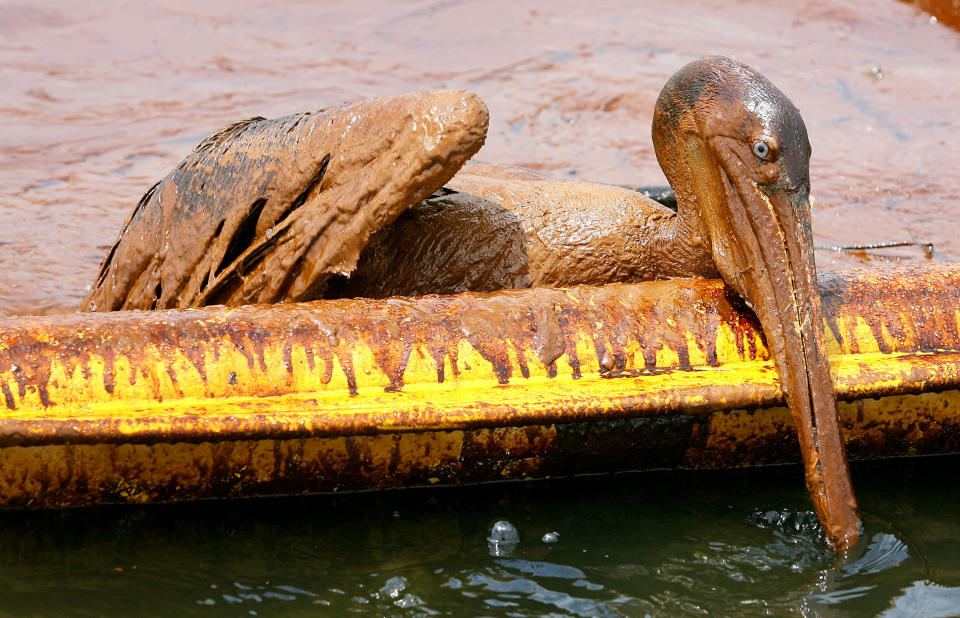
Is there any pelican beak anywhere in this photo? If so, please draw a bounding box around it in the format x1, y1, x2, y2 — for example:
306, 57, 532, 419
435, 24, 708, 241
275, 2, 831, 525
685, 133, 861, 551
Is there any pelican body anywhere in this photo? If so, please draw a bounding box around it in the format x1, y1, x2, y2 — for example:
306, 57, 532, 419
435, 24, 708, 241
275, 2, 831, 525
84, 57, 860, 551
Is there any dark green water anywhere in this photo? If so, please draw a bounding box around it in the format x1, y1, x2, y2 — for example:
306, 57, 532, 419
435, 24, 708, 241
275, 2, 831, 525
2, 456, 960, 616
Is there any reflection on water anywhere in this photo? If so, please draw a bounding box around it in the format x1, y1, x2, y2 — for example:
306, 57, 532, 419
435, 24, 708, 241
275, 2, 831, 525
883, 581, 960, 617
0, 455, 960, 615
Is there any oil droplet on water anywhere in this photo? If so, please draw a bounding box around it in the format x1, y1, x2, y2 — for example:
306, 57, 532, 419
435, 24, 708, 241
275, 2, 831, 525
488, 520, 519, 557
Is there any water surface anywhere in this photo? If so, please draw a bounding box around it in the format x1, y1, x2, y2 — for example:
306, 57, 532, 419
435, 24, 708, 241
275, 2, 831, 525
2, 455, 960, 616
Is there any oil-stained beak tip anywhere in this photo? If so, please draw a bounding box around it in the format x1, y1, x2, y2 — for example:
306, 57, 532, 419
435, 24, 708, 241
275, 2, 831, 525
716, 162, 860, 552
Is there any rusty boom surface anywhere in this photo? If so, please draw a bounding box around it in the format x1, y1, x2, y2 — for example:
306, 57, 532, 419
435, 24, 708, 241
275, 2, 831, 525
0, 263, 958, 508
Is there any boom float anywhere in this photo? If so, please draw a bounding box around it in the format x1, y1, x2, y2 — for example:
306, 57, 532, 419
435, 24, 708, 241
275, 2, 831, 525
0, 264, 958, 517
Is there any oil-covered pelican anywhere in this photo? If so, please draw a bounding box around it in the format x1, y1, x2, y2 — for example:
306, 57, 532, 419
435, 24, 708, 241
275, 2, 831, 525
83, 57, 860, 551
660, 57, 860, 552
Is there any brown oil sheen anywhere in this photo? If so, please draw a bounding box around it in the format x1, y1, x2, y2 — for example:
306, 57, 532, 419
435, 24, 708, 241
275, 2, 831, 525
1, 0, 959, 315
903, 0, 960, 30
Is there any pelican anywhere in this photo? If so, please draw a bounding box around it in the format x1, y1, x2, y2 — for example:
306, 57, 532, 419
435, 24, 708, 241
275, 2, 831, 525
83, 56, 860, 551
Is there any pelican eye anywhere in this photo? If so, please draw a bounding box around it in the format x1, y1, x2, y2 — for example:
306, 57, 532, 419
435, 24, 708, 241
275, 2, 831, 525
752, 139, 771, 161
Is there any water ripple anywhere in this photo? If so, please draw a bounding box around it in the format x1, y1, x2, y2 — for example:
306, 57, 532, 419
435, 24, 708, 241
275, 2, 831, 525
881, 581, 960, 618
842, 533, 911, 577
464, 570, 616, 617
